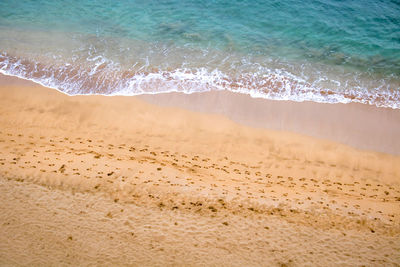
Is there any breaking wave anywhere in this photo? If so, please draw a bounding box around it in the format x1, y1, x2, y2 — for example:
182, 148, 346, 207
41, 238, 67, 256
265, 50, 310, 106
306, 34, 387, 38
1, 52, 399, 109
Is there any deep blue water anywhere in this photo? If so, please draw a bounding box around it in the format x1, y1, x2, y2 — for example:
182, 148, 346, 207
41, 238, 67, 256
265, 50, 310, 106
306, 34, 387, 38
0, 0, 399, 107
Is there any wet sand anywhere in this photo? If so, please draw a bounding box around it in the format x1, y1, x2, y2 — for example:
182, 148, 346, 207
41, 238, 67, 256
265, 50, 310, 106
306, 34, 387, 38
0, 74, 399, 266
139, 90, 400, 155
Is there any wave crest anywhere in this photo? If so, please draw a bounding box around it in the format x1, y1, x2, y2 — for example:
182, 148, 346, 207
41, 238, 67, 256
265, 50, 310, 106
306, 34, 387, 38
0, 52, 399, 109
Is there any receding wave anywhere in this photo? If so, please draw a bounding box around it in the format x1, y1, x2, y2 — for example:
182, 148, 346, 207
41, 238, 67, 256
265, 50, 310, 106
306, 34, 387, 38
1, 52, 399, 109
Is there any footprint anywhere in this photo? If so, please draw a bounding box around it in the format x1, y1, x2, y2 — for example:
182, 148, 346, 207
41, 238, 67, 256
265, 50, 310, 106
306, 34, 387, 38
59, 164, 66, 173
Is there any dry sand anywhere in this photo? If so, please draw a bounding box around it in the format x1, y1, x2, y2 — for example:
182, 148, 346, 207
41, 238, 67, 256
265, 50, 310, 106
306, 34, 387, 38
0, 74, 399, 266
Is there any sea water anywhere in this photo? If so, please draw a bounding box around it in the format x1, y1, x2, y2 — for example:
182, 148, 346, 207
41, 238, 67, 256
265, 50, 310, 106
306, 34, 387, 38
0, 0, 399, 108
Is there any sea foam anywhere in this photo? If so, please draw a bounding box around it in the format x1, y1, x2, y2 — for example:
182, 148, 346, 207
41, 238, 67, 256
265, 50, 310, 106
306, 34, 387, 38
1, 51, 399, 109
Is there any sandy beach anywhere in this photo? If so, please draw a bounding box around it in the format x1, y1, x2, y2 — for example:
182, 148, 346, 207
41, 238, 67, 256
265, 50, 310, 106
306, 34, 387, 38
0, 74, 399, 266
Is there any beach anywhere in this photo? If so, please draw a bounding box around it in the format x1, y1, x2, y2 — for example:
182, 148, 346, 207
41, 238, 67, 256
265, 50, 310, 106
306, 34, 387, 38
0, 74, 399, 266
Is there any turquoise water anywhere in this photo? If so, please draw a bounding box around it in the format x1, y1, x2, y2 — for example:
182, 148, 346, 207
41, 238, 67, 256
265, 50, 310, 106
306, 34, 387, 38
0, 0, 399, 107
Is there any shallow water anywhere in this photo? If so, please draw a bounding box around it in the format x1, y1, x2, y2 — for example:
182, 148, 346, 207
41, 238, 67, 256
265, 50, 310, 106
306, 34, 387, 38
0, 0, 399, 107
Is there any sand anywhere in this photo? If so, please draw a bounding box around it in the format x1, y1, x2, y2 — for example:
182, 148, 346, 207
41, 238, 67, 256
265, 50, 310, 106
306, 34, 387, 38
139, 90, 400, 155
0, 74, 399, 266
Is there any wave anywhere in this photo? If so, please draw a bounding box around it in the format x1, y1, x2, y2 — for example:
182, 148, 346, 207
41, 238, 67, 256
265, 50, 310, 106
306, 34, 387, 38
1, 52, 399, 109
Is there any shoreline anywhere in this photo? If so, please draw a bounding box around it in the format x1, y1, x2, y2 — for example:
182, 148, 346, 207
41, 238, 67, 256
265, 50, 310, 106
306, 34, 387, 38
1, 73, 399, 265
139, 90, 400, 155
2, 73, 400, 155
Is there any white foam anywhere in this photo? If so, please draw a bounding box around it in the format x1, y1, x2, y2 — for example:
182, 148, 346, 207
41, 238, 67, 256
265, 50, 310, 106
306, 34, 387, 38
0, 52, 399, 109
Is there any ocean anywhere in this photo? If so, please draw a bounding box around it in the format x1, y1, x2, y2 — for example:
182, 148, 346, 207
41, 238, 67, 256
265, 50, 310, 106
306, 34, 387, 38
0, 0, 399, 108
